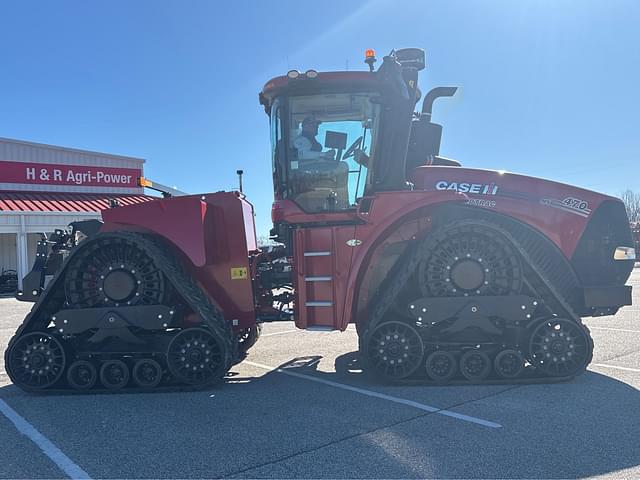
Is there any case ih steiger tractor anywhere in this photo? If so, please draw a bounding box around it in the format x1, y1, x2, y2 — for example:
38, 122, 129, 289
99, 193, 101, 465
5, 48, 635, 392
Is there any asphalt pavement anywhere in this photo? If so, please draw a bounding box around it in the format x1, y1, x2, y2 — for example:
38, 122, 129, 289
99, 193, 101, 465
0, 269, 638, 479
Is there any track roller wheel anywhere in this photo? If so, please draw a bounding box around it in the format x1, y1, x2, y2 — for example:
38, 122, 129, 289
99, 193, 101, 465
66, 360, 97, 390
365, 321, 425, 380
6, 332, 66, 390
493, 349, 524, 379
99, 360, 130, 389
132, 359, 163, 388
166, 328, 227, 386
459, 350, 491, 381
425, 351, 458, 382
528, 318, 591, 377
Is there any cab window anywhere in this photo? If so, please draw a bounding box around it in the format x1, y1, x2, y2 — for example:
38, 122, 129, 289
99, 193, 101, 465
285, 93, 379, 212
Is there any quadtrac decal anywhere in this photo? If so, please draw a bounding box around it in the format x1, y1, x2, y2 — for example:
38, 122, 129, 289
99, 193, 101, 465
465, 198, 496, 208
540, 197, 592, 217
435, 181, 499, 195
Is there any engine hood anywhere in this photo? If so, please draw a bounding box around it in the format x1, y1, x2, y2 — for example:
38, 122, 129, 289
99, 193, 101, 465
411, 165, 624, 258
413, 165, 618, 217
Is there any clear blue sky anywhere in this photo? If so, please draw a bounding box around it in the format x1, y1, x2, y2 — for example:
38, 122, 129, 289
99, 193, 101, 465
1, 0, 639, 236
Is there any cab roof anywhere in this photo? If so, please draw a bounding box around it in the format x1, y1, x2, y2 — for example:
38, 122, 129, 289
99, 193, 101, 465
259, 71, 380, 111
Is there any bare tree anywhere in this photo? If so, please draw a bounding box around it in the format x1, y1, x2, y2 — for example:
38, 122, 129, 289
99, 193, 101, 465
620, 190, 640, 223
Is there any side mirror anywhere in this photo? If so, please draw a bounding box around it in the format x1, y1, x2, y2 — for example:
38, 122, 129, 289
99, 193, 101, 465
324, 130, 347, 150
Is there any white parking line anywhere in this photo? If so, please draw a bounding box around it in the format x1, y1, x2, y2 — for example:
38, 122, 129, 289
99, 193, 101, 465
0, 399, 91, 479
588, 326, 640, 334
591, 363, 640, 373
261, 330, 299, 337
245, 361, 502, 429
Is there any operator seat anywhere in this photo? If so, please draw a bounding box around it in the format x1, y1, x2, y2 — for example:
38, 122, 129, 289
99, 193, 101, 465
291, 157, 350, 211
288, 125, 350, 210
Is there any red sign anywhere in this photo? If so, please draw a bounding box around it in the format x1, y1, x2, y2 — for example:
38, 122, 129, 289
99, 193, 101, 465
0, 161, 141, 188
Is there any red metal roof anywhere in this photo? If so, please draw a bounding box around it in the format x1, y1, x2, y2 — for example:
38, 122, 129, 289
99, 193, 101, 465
0, 191, 155, 213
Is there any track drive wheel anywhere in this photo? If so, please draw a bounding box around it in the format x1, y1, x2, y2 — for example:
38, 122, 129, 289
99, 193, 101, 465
99, 360, 130, 389
132, 359, 163, 388
425, 350, 458, 382
459, 350, 492, 381
67, 360, 98, 390
528, 318, 592, 377
166, 328, 228, 386
65, 235, 166, 308
493, 349, 524, 379
6, 332, 66, 390
418, 223, 522, 298
365, 321, 425, 380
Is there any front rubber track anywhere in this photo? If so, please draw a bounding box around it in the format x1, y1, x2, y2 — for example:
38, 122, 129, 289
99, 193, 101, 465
359, 219, 594, 386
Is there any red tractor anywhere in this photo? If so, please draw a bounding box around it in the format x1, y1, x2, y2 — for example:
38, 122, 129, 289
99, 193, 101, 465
5, 48, 635, 392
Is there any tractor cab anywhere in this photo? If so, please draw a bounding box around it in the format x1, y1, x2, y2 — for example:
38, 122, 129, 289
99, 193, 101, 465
259, 48, 459, 221
261, 73, 381, 213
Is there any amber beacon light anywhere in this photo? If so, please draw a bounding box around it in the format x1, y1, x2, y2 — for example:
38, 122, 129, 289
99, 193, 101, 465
364, 49, 377, 71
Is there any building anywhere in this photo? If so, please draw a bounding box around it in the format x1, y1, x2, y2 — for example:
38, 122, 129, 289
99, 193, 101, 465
0, 137, 151, 289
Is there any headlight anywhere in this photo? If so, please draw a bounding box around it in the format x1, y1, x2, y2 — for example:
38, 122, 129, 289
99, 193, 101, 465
613, 246, 636, 260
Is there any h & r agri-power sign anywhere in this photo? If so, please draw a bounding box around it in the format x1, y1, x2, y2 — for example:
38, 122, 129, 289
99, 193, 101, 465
0, 161, 140, 188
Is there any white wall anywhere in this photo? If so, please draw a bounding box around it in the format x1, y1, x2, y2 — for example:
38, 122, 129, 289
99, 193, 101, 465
0, 233, 17, 271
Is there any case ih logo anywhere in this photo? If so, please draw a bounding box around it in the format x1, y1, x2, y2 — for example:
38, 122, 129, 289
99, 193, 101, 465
0, 161, 140, 188
435, 181, 499, 195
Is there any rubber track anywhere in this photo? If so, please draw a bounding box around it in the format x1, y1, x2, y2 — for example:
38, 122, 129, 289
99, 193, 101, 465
363, 219, 594, 385
5, 231, 236, 394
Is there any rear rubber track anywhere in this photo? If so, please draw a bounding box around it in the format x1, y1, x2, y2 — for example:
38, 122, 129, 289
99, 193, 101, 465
5, 231, 237, 394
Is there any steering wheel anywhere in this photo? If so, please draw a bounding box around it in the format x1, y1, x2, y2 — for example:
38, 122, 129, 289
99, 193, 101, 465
341, 136, 363, 160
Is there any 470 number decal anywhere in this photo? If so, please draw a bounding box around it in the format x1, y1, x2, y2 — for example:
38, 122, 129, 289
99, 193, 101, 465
541, 196, 592, 217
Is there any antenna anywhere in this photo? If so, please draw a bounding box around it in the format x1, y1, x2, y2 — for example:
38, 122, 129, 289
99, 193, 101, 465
236, 169, 244, 193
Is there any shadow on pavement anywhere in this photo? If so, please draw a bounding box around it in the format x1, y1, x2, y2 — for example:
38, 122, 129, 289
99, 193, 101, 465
0, 352, 638, 479
267, 352, 640, 479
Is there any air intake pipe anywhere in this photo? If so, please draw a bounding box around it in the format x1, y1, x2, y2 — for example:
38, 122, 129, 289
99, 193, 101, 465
405, 87, 458, 176
421, 86, 458, 118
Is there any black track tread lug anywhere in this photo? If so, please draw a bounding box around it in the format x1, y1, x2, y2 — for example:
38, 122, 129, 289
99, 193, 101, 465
5, 231, 237, 393
360, 218, 594, 386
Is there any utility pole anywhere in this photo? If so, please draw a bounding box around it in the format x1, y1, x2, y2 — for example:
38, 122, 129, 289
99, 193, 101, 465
236, 169, 244, 193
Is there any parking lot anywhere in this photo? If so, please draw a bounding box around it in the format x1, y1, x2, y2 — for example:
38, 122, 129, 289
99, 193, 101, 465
0, 269, 638, 479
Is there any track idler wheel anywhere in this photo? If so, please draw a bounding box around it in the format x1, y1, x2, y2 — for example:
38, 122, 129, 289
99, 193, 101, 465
236, 324, 263, 355
365, 321, 425, 380
528, 318, 591, 377
425, 351, 458, 382
493, 349, 524, 379
67, 360, 98, 390
166, 327, 227, 386
99, 360, 130, 389
6, 332, 66, 390
132, 359, 163, 388
459, 350, 492, 381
